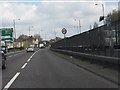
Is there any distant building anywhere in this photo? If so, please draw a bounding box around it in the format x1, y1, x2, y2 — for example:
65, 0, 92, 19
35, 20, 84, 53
14, 39, 24, 48
33, 38, 39, 47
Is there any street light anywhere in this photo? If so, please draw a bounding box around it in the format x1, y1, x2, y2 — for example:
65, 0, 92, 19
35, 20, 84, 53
13, 19, 20, 39
95, 3, 104, 17
74, 18, 81, 34
95, 3, 105, 23
39, 28, 43, 38
29, 26, 34, 36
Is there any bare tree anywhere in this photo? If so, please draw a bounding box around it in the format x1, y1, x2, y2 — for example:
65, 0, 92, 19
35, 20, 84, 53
34, 34, 42, 43
93, 22, 98, 29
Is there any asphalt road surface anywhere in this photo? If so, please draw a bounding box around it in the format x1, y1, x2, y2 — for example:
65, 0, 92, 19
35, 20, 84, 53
2, 48, 118, 89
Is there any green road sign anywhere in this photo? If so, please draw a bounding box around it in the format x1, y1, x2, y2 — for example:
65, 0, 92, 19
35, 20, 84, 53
0, 28, 13, 41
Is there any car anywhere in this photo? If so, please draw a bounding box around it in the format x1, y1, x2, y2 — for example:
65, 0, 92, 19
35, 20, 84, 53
0, 50, 7, 69
27, 46, 35, 52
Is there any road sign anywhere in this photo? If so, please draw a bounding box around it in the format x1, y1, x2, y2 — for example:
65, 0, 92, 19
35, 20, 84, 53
62, 28, 67, 34
0, 28, 13, 42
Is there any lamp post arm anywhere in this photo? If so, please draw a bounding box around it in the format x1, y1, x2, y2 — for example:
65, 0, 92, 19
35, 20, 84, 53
102, 4, 104, 17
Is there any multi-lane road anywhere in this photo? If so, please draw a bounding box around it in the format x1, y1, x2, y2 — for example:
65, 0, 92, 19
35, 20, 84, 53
2, 48, 118, 89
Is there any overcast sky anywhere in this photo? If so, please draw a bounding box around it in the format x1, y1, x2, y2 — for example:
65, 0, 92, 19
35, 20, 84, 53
0, 0, 119, 40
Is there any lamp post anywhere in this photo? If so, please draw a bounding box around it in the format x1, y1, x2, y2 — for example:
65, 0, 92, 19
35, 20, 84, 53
13, 19, 20, 39
95, 3, 105, 24
39, 28, 43, 39
29, 26, 34, 36
74, 19, 81, 34
95, 3, 105, 55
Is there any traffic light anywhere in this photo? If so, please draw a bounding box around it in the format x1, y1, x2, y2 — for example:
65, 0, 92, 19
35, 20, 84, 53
99, 16, 104, 22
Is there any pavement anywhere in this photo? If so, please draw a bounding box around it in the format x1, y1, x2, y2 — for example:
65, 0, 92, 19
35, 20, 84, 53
6, 50, 25, 56
2, 48, 119, 89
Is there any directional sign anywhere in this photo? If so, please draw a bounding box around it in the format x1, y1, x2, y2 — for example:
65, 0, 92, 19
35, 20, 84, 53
0, 28, 13, 41
62, 28, 67, 34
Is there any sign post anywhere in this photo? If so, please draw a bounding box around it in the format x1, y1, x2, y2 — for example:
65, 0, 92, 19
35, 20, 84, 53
62, 28, 67, 50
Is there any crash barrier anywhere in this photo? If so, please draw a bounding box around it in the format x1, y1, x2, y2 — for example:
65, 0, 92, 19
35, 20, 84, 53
50, 48, 120, 65
51, 48, 120, 85
52, 47, 120, 58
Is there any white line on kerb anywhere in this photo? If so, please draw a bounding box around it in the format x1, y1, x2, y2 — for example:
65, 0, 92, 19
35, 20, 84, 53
21, 63, 28, 69
3, 72, 20, 89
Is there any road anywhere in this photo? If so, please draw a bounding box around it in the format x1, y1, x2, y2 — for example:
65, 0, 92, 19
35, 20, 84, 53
2, 48, 118, 89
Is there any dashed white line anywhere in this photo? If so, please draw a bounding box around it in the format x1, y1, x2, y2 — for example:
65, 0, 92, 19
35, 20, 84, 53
22, 50, 40, 69
3, 72, 20, 89
29, 50, 39, 58
3, 50, 40, 90
27, 58, 31, 62
21, 63, 28, 69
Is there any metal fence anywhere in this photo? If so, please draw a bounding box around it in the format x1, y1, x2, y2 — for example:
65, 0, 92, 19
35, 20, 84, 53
51, 21, 120, 58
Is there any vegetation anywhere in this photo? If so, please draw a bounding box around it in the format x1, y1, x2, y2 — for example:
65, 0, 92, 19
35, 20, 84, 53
93, 21, 98, 29
105, 7, 120, 24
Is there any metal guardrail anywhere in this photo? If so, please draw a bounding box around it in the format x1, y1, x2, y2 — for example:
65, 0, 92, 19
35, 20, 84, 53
51, 48, 120, 65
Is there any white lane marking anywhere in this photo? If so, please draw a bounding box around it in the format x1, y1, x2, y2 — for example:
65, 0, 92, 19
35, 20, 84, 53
21, 50, 40, 69
29, 50, 39, 59
27, 58, 31, 62
29, 57, 32, 59
3, 50, 40, 90
3, 72, 20, 89
21, 63, 28, 69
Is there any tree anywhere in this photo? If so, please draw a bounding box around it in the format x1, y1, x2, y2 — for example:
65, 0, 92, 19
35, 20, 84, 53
34, 34, 42, 43
106, 9, 119, 23
17, 34, 29, 41
93, 22, 98, 29
89, 25, 92, 30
